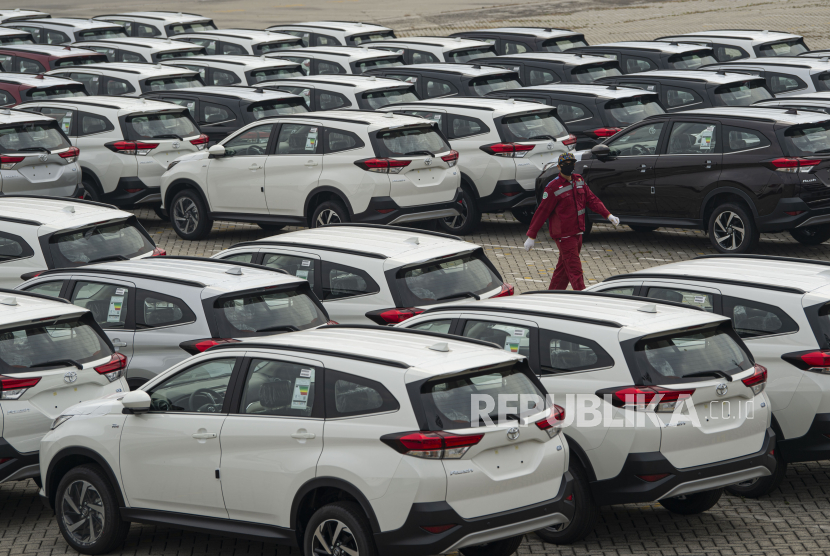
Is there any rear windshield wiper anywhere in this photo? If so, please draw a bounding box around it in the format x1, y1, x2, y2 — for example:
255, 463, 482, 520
151, 134, 183, 140
436, 291, 481, 301
527, 135, 555, 141
255, 324, 299, 333
403, 150, 434, 157
684, 370, 733, 382
30, 359, 83, 370
18, 146, 51, 153
87, 254, 129, 264
813, 148, 830, 154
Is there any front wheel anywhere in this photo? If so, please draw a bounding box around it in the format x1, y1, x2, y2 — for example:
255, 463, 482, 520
708, 203, 759, 253
629, 225, 659, 233
725, 450, 786, 498
438, 188, 481, 235
311, 199, 349, 228
534, 461, 598, 545
171, 190, 212, 240
459, 535, 523, 556
80, 179, 100, 202
303, 501, 376, 556
789, 224, 830, 246
659, 488, 723, 515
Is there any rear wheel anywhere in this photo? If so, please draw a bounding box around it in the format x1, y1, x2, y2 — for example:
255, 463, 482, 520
726, 450, 786, 498
708, 203, 759, 253
438, 187, 480, 235
171, 189, 212, 240
303, 501, 376, 556
534, 460, 598, 545
80, 178, 100, 202
152, 205, 168, 221
790, 224, 830, 246
659, 488, 723, 515
629, 225, 659, 233
510, 206, 534, 225
311, 199, 349, 228
257, 223, 285, 232
459, 535, 523, 556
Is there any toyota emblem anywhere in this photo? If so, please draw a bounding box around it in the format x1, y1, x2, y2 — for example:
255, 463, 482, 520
424, 158, 432, 166
546, 142, 554, 151
64, 371, 77, 384
172, 141, 180, 149
39, 154, 48, 162
507, 427, 520, 441
716, 383, 728, 396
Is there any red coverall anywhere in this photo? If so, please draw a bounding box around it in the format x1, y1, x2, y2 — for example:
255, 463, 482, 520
526, 173, 611, 290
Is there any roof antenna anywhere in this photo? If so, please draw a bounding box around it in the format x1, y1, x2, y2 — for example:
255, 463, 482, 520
607, 84, 617, 90
35, 73, 44, 79
63, 206, 75, 213
0, 297, 17, 306
638, 303, 658, 313
786, 108, 798, 114
383, 111, 395, 118
428, 342, 450, 352
405, 237, 420, 244
454, 36, 461, 42
255, 87, 264, 93
225, 266, 244, 275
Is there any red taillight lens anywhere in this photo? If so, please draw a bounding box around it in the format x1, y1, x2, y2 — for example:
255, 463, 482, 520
326, 320, 339, 325
800, 158, 821, 168
105, 141, 159, 156
493, 283, 514, 298
94, 353, 127, 382
785, 210, 806, 216
354, 158, 412, 174
179, 338, 241, 355
384, 431, 483, 459
365, 307, 424, 325
770, 157, 820, 173
637, 473, 670, 482
480, 143, 535, 158
0, 375, 41, 400
0, 457, 11, 464
421, 524, 456, 534
562, 133, 578, 146
441, 150, 459, 167
603, 386, 694, 412
741, 364, 767, 388
151, 247, 166, 256
536, 404, 565, 437
58, 146, 79, 163
0, 155, 24, 170
588, 128, 621, 139
190, 134, 209, 150
802, 351, 830, 369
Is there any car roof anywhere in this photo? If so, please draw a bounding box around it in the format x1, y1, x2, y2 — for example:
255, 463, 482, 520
512, 83, 656, 99
259, 74, 413, 91
47, 62, 199, 77
586, 41, 712, 53
23, 95, 188, 113
166, 55, 300, 68
146, 86, 300, 102
175, 29, 299, 42
673, 106, 830, 124
492, 52, 616, 66
0, 73, 80, 87
660, 30, 802, 42
369, 36, 490, 49
0, 290, 87, 325
0, 27, 32, 37
19, 18, 122, 30
0, 10, 49, 19
385, 96, 554, 116
72, 37, 203, 51
276, 46, 401, 60
269, 21, 392, 34
388, 63, 514, 76
615, 69, 764, 84
0, 44, 104, 57
458, 27, 580, 39
0, 197, 135, 231
0, 108, 62, 124
708, 57, 830, 70
95, 12, 211, 24
754, 91, 830, 102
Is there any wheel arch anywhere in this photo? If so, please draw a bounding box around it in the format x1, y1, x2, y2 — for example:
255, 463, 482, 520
303, 186, 354, 226
80, 167, 103, 195
290, 476, 381, 545
44, 446, 125, 511
459, 172, 480, 200
700, 186, 759, 224
564, 434, 597, 483
164, 179, 210, 213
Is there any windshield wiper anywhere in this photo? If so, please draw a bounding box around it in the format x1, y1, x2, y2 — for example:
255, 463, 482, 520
684, 370, 733, 382
436, 291, 481, 301
87, 255, 129, 264
528, 135, 555, 141
18, 146, 51, 153
152, 134, 183, 140
30, 359, 83, 370
403, 150, 434, 157
813, 149, 830, 154
255, 324, 299, 333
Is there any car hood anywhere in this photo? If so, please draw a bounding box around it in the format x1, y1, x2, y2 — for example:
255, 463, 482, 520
173, 151, 210, 164
60, 392, 126, 416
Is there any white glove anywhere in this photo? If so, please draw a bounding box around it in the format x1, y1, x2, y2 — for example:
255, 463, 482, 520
608, 214, 620, 227
524, 237, 535, 251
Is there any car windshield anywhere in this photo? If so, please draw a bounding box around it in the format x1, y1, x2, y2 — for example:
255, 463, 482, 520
258, 40, 302, 53
359, 87, 418, 109
0, 314, 111, 371
77, 28, 127, 41
125, 111, 199, 140
145, 75, 203, 91
250, 68, 304, 82
167, 22, 217, 34
48, 219, 154, 267
667, 51, 718, 69
714, 81, 773, 106
499, 111, 566, 142
351, 31, 395, 45
396, 252, 502, 306
632, 324, 753, 385
250, 99, 308, 119
213, 286, 327, 338
758, 39, 809, 57
572, 62, 621, 83
447, 47, 496, 64
353, 57, 403, 73
28, 86, 88, 100
604, 96, 665, 127
157, 50, 202, 60
470, 75, 521, 95
783, 122, 830, 156
0, 121, 70, 152
541, 37, 588, 52
375, 125, 450, 157
54, 55, 108, 67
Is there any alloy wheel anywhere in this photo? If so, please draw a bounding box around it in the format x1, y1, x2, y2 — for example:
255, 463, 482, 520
443, 197, 469, 230
173, 197, 199, 235
713, 211, 745, 251
61, 480, 105, 547
311, 518, 359, 556
315, 209, 341, 228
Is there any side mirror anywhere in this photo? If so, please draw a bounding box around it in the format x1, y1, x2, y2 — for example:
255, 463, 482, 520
208, 144, 226, 158
121, 390, 151, 414
591, 143, 612, 160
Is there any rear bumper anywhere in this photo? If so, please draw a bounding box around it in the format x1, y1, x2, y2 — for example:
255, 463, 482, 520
478, 180, 536, 213
756, 197, 830, 232
373, 471, 574, 556
590, 427, 776, 506
102, 177, 161, 209
778, 413, 830, 463
352, 188, 462, 225
0, 438, 39, 485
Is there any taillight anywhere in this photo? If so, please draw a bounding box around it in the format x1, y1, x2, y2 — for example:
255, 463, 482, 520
354, 158, 412, 174
440, 150, 459, 167
326, 320, 339, 325
637, 473, 671, 482
479, 143, 535, 158
770, 157, 820, 173
0, 376, 41, 400
105, 140, 159, 156
0, 155, 24, 170
741, 364, 767, 396
151, 247, 166, 256
20, 270, 45, 281
365, 307, 424, 325
382, 431, 484, 459
190, 134, 209, 150
600, 386, 695, 413
562, 134, 578, 149
587, 128, 621, 139
179, 338, 241, 355
95, 352, 127, 382
492, 283, 514, 298
801, 351, 830, 373
421, 524, 456, 534
58, 146, 79, 163
536, 404, 565, 438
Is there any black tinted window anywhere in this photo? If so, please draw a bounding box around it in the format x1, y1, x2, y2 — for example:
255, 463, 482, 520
724, 296, 798, 339
326, 370, 399, 418
396, 252, 502, 306
449, 115, 489, 138
0, 231, 33, 261
323, 262, 379, 300
542, 329, 614, 373
646, 287, 714, 312
239, 359, 319, 417
213, 286, 327, 337
325, 128, 364, 153
724, 126, 771, 153
318, 91, 351, 110
137, 290, 195, 328
71, 282, 131, 330
48, 219, 154, 267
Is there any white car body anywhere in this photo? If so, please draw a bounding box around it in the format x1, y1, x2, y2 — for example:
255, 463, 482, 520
93, 12, 217, 39
258, 74, 418, 111
265, 21, 395, 47
1, 18, 126, 45
173, 29, 302, 56
657, 30, 809, 61
45, 62, 204, 97
71, 37, 205, 64
160, 55, 304, 86
368, 36, 497, 65
701, 57, 830, 97
266, 46, 405, 75
0, 9, 50, 25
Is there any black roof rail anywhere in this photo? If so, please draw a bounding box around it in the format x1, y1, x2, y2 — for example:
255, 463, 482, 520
0, 194, 117, 210
320, 223, 461, 241
323, 324, 501, 350
160, 255, 290, 275
0, 287, 71, 304
421, 302, 623, 328
0, 215, 41, 226
260, 77, 360, 88
602, 272, 805, 294
521, 289, 705, 312
227, 240, 388, 260
206, 340, 410, 369
36, 266, 206, 288
694, 253, 830, 267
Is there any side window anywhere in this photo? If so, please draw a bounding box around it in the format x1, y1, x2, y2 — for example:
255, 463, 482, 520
624, 56, 657, 73
724, 125, 771, 153
448, 114, 489, 139
120, 51, 145, 63
386, 74, 418, 84
70, 282, 131, 330
0, 55, 12, 72
317, 61, 346, 75
14, 26, 41, 42
324, 128, 364, 153
277, 86, 312, 107
425, 78, 457, 98
463, 320, 531, 357
503, 40, 529, 55
262, 253, 315, 282
326, 370, 399, 418
136, 24, 160, 38
23, 280, 65, 299
281, 56, 312, 74
403, 110, 443, 126
407, 319, 452, 334
322, 262, 379, 300
201, 102, 235, 124
281, 30, 311, 47
620, 81, 656, 92
768, 72, 806, 94
164, 97, 196, 117
221, 42, 247, 55
646, 287, 714, 312
136, 290, 195, 328
211, 69, 240, 86
186, 38, 217, 55
174, 64, 206, 81
70, 73, 100, 95
318, 91, 351, 110
666, 121, 718, 154
45, 30, 69, 45
715, 44, 748, 61
665, 87, 701, 108
88, 47, 116, 61
0, 231, 33, 262
220, 252, 257, 264
541, 329, 614, 373
314, 34, 340, 47
724, 296, 798, 339
18, 58, 45, 73
224, 124, 274, 157
411, 50, 439, 64
238, 359, 319, 417
529, 68, 558, 86
556, 103, 591, 123
40, 107, 74, 135
148, 358, 236, 413
276, 123, 319, 154
607, 122, 664, 157
599, 286, 637, 296
105, 78, 135, 96
79, 113, 113, 136
0, 90, 14, 107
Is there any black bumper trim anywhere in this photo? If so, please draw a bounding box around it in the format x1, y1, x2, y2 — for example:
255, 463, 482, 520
0, 438, 39, 484
352, 188, 462, 225
590, 428, 776, 506
101, 177, 160, 209
478, 180, 535, 213
778, 413, 830, 464
756, 197, 830, 233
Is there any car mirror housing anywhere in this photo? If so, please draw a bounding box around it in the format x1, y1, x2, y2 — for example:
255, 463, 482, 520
591, 143, 612, 160
208, 144, 226, 158
121, 390, 151, 414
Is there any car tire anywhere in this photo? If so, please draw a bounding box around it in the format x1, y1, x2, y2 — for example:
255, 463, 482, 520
534, 461, 598, 545
459, 535, 524, 556
725, 450, 787, 498
510, 206, 534, 225
152, 205, 168, 221
659, 488, 723, 515
257, 223, 285, 232
708, 203, 759, 253
55, 464, 130, 555
439, 187, 481, 235
80, 178, 101, 202
311, 199, 349, 228
171, 189, 212, 240
789, 224, 830, 246
629, 225, 659, 233
303, 501, 376, 556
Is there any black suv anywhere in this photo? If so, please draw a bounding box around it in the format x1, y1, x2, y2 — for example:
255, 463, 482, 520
480, 52, 622, 86
363, 63, 521, 98
597, 70, 773, 112
449, 27, 587, 54
535, 107, 830, 252
568, 42, 717, 73
487, 83, 664, 150
754, 95, 830, 115
141, 85, 308, 144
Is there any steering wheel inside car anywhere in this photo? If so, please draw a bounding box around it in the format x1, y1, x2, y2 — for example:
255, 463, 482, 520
247, 145, 265, 156
631, 144, 650, 155
189, 388, 217, 411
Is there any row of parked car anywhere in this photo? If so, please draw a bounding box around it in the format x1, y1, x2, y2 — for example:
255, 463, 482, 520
0, 194, 828, 555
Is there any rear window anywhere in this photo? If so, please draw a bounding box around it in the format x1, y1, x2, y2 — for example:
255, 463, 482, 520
813, 303, 830, 349
359, 87, 418, 109
144, 75, 203, 92
498, 111, 566, 142
167, 21, 217, 35
572, 62, 621, 83
0, 35, 33, 45
157, 50, 202, 60
714, 81, 773, 106
257, 40, 302, 53
667, 51, 717, 69
374, 125, 450, 158
125, 111, 199, 141
396, 252, 502, 306
816, 72, 830, 92
351, 31, 395, 45
631, 323, 753, 385
541, 36, 587, 52
250, 67, 304, 82
447, 47, 496, 64
249, 99, 308, 119
212, 285, 328, 338
420, 363, 546, 430
470, 75, 521, 96
0, 120, 70, 152
353, 57, 404, 73
48, 218, 154, 267
27, 85, 87, 100
77, 28, 127, 41
758, 39, 808, 57
783, 122, 830, 156
604, 96, 664, 127
0, 313, 111, 371
54, 55, 108, 67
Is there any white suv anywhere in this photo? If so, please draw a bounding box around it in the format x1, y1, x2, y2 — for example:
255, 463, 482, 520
701, 57, 830, 97
173, 29, 303, 56
93, 12, 217, 39
400, 291, 776, 544
46, 63, 204, 97
266, 46, 404, 75
213, 224, 513, 324
21, 97, 207, 207
160, 55, 304, 86
260, 74, 418, 111
265, 21, 395, 47
380, 97, 574, 234
1, 18, 127, 45
39, 326, 573, 556
161, 111, 462, 239
71, 37, 206, 64
0, 288, 127, 488
368, 36, 497, 64
657, 30, 809, 61
588, 254, 830, 497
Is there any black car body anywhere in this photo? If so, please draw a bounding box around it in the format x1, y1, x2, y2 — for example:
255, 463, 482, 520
480, 52, 622, 86
363, 63, 522, 98
535, 107, 830, 252
568, 42, 717, 74
487, 83, 664, 150
657, 30, 809, 62
449, 27, 587, 54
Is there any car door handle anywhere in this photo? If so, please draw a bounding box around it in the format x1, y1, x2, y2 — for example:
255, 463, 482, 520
111, 338, 127, 347
640, 165, 652, 173
248, 163, 262, 171
291, 432, 316, 440
304, 160, 318, 167
192, 432, 217, 440
705, 160, 714, 168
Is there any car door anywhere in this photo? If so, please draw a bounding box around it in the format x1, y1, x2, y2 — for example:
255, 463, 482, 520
68, 278, 135, 365
652, 119, 722, 219
219, 355, 324, 526
119, 356, 239, 518
206, 122, 273, 215
198, 100, 239, 144
264, 121, 323, 217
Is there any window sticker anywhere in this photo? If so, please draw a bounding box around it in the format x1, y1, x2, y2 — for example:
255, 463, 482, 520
301, 259, 311, 266
291, 377, 311, 409
115, 288, 126, 295
296, 269, 309, 281
60, 115, 72, 134
305, 128, 318, 151
300, 368, 314, 378
504, 328, 525, 353
694, 295, 706, 304
107, 295, 124, 322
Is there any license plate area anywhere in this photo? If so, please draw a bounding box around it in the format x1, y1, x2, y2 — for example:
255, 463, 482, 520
19, 163, 61, 181
472, 441, 543, 479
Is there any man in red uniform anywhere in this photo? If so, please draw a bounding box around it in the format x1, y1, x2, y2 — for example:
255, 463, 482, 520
524, 152, 619, 290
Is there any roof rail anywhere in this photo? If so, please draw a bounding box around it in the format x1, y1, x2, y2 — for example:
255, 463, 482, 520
320, 223, 461, 241
694, 253, 830, 267
0, 287, 71, 304
421, 301, 623, 328
0, 194, 117, 210
160, 255, 290, 275
603, 272, 805, 294
521, 289, 705, 311
324, 324, 500, 349
206, 340, 410, 369
36, 266, 206, 288
228, 240, 388, 260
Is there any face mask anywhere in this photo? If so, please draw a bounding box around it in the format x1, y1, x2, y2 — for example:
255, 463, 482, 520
559, 162, 575, 176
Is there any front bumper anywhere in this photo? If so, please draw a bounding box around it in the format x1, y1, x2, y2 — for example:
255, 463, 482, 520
756, 197, 830, 233
373, 471, 574, 556
101, 177, 161, 209
0, 438, 39, 485
778, 413, 830, 464
478, 180, 536, 213
591, 428, 776, 506
352, 188, 462, 225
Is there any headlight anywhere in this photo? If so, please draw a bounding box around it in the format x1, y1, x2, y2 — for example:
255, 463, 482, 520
51, 415, 73, 430
167, 160, 180, 171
